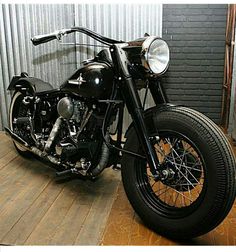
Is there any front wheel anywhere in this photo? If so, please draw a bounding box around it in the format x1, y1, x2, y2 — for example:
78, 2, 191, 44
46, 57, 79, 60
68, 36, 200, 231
121, 106, 236, 240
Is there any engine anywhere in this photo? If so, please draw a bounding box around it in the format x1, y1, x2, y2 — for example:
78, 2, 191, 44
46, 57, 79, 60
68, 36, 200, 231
57, 97, 86, 123
55, 97, 100, 160
10, 91, 114, 177
34, 95, 104, 169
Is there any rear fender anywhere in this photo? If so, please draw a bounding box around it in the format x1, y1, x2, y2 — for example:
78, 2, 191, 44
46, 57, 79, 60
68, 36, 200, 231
8, 73, 35, 95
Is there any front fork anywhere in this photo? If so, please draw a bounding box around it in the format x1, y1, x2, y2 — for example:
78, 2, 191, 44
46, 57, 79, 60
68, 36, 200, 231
110, 44, 164, 177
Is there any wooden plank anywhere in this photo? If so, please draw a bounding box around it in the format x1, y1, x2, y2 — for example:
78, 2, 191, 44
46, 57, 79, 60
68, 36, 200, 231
0, 154, 31, 178
23, 169, 120, 245
74, 169, 120, 245
101, 184, 134, 245
226, 215, 236, 245
1, 181, 64, 245
49, 200, 90, 245
0, 137, 15, 164
0, 157, 51, 213
0, 138, 10, 148
0, 157, 33, 211
128, 214, 177, 245
0, 142, 14, 159
88, 169, 121, 194
36, 177, 97, 245
0, 150, 18, 170
207, 218, 233, 245
74, 193, 117, 245
24, 187, 78, 245
0, 176, 51, 240
0, 133, 11, 144
0, 160, 53, 241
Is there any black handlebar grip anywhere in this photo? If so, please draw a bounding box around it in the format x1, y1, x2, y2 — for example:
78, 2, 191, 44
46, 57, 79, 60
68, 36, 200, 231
31, 33, 58, 46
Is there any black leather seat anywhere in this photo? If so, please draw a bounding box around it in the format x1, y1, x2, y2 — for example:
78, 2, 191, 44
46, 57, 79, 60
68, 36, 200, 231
8, 74, 55, 94
25, 77, 54, 93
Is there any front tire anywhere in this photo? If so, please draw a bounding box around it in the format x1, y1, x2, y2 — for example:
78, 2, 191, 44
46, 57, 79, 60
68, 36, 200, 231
121, 106, 236, 240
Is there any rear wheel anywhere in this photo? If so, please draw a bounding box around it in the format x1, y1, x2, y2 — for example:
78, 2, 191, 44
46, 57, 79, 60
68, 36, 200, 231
121, 106, 236, 240
9, 92, 32, 157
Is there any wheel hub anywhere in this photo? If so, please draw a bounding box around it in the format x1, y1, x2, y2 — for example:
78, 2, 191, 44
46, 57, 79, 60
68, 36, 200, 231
160, 168, 175, 181
160, 149, 202, 192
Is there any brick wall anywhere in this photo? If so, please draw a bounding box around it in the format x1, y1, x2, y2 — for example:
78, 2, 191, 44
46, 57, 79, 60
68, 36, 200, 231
162, 4, 227, 124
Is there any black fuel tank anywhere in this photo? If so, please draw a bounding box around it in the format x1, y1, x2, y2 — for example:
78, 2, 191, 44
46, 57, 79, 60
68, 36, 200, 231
60, 62, 114, 99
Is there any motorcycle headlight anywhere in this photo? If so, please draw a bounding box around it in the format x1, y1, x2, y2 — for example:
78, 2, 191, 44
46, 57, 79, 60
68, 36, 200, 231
141, 36, 170, 76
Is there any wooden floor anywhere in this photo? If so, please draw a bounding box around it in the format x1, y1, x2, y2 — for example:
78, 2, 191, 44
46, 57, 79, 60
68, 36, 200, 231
0, 131, 236, 245
0, 132, 120, 245
101, 184, 236, 245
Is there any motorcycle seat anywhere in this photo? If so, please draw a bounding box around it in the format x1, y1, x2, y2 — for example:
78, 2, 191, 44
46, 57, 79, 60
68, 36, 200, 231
8, 75, 54, 94
26, 77, 54, 93
12, 77, 54, 94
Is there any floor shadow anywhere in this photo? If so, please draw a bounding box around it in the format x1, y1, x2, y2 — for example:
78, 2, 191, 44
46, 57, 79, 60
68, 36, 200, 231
134, 213, 214, 245
18, 151, 121, 200
175, 238, 212, 246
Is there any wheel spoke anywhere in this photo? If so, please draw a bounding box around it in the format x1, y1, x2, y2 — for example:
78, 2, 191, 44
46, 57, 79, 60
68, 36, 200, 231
172, 187, 193, 203
164, 144, 203, 189
143, 134, 205, 209
169, 182, 203, 187
169, 161, 203, 185
166, 157, 202, 172
170, 149, 197, 189
173, 190, 180, 207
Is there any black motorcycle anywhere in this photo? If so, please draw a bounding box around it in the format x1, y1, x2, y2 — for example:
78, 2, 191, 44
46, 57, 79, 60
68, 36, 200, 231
5, 27, 236, 240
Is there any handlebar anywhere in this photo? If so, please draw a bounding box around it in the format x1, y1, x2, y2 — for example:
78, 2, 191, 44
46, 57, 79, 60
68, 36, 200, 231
31, 29, 73, 46
31, 27, 124, 46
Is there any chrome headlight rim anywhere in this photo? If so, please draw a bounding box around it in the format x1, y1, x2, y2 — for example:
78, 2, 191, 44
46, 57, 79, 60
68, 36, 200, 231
141, 36, 170, 76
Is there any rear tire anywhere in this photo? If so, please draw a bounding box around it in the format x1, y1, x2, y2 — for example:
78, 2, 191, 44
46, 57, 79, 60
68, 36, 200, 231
121, 106, 236, 240
9, 92, 32, 158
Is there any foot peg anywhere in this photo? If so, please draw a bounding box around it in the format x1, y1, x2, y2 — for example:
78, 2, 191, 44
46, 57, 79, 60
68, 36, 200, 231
56, 169, 72, 177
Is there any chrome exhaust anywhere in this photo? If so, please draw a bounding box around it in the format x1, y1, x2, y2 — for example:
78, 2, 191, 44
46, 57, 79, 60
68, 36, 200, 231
5, 127, 61, 166
5, 127, 30, 148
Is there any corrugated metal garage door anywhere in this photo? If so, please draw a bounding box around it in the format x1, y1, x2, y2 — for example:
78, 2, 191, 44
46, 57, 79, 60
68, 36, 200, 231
0, 4, 162, 131
0, 4, 76, 130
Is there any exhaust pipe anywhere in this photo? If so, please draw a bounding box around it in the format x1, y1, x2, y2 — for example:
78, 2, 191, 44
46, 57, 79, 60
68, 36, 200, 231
5, 127, 30, 148
5, 127, 61, 166
90, 133, 110, 176
5, 127, 109, 177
